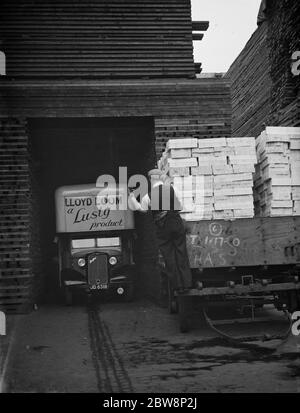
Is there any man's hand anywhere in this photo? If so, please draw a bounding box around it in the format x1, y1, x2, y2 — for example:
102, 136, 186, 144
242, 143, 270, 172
128, 191, 140, 212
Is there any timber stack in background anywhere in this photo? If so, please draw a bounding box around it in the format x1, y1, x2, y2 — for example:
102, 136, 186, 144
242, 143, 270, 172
0, 0, 232, 311
1, 0, 196, 78
226, 0, 300, 138
0, 120, 43, 313
226, 23, 272, 138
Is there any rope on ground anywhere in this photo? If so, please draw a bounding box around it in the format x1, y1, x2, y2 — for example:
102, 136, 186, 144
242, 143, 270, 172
202, 307, 292, 345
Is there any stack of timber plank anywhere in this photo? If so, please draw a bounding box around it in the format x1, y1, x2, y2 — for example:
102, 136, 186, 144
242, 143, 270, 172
254, 126, 300, 216
226, 1, 300, 139
0, 119, 41, 314
276, 94, 300, 129
158, 137, 257, 221
226, 22, 272, 138
2, 0, 195, 79
267, 1, 300, 128
154, 78, 232, 158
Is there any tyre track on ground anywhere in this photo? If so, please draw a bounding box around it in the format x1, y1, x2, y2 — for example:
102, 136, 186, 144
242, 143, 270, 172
87, 303, 133, 393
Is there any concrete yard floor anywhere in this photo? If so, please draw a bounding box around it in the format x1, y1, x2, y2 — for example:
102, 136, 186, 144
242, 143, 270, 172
1, 299, 300, 393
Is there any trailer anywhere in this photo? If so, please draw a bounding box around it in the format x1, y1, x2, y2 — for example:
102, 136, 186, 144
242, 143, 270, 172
164, 216, 300, 332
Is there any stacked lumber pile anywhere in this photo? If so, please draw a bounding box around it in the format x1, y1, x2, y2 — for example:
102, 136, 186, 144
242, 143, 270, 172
227, 2, 300, 139
154, 78, 232, 157
275, 94, 300, 128
254, 127, 300, 217
2, 0, 196, 79
226, 22, 272, 138
0, 119, 40, 314
158, 137, 257, 220
267, 0, 300, 128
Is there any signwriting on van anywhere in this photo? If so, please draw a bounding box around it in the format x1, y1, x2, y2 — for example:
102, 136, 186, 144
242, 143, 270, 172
64, 195, 125, 232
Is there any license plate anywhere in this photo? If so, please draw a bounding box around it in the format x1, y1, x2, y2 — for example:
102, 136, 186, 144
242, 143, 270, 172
90, 284, 108, 290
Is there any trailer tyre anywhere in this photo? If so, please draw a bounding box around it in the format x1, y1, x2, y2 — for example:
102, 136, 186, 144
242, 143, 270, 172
178, 296, 190, 333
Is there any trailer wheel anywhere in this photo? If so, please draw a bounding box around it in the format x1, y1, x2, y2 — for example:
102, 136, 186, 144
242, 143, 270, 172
167, 278, 178, 314
178, 296, 190, 333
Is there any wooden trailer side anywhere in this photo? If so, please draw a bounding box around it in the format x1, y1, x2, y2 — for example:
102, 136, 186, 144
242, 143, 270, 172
185, 216, 300, 269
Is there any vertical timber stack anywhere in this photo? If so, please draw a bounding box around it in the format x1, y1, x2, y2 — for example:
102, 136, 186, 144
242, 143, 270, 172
267, 0, 300, 127
226, 0, 300, 138
0, 119, 42, 313
154, 77, 232, 157
226, 23, 272, 138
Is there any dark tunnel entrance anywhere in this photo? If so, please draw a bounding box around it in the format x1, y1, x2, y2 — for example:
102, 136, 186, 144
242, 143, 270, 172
29, 117, 157, 302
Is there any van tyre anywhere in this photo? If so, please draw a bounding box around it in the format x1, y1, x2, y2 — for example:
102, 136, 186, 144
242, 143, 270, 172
64, 287, 73, 306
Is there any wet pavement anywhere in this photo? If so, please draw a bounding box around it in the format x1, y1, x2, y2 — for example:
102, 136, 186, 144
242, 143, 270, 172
2, 299, 300, 393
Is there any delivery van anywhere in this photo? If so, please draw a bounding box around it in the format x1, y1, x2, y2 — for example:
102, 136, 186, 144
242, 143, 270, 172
55, 184, 136, 304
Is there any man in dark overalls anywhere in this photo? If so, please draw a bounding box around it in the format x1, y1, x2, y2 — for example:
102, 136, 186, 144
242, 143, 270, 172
128, 169, 192, 290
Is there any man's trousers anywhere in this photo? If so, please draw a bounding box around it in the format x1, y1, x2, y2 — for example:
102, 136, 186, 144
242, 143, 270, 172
155, 212, 192, 289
